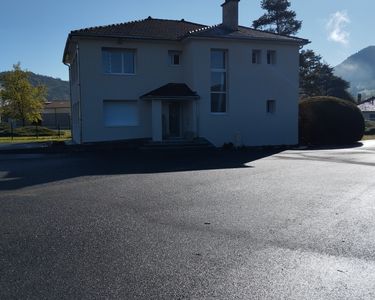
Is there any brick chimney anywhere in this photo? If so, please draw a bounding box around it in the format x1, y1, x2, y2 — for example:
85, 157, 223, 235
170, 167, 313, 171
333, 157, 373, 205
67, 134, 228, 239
222, 0, 240, 31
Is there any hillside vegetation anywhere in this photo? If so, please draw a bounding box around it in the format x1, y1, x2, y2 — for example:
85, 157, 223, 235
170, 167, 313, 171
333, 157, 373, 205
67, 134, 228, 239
335, 46, 375, 99
0, 71, 69, 101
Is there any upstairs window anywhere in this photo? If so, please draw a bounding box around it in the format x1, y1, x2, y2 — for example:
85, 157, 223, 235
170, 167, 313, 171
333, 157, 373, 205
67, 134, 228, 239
169, 51, 182, 66
267, 50, 277, 65
102, 48, 136, 74
252, 50, 262, 64
210, 50, 227, 113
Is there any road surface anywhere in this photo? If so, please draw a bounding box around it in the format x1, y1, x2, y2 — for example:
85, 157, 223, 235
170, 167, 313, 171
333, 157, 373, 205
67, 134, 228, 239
1, 141, 375, 299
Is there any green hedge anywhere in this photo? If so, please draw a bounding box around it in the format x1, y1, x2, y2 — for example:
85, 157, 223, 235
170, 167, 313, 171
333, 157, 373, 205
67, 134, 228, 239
299, 96, 365, 145
0, 124, 60, 137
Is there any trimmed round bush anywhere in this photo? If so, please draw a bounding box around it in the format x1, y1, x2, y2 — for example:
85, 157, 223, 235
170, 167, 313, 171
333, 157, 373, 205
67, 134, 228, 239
299, 96, 365, 145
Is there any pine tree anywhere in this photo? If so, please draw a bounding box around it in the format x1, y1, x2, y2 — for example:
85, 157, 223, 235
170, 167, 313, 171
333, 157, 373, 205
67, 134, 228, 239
0, 63, 46, 126
253, 0, 302, 36
299, 50, 354, 102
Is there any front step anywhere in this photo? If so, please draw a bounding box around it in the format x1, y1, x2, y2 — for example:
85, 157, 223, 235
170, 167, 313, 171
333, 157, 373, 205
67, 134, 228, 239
141, 138, 215, 151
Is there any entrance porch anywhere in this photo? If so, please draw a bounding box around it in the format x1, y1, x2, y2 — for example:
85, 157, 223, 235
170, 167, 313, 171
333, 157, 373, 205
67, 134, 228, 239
141, 83, 200, 142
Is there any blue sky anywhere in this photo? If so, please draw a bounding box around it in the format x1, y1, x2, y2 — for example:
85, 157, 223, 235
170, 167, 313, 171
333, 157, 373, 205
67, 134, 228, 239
0, 0, 374, 80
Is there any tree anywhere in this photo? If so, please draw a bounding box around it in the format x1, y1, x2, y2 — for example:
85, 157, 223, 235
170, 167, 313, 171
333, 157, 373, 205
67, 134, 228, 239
253, 0, 302, 35
299, 50, 354, 102
0, 63, 46, 126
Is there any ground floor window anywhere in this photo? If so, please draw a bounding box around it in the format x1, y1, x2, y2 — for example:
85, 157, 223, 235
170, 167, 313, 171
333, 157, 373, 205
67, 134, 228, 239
103, 100, 138, 126
267, 100, 276, 114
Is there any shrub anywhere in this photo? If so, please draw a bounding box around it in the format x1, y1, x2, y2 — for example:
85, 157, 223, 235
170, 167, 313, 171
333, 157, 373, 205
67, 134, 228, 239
299, 96, 365, 145
0, 125, 59, 137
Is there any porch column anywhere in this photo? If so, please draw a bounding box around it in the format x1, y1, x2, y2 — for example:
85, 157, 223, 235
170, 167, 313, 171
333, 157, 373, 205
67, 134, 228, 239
192, 100, 198, 138
152, 99, 162, 142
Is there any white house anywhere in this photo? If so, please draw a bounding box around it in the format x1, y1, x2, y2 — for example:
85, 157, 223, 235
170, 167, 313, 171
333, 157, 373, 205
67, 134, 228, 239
63, 0, 308, 147
358, 97, 375, 121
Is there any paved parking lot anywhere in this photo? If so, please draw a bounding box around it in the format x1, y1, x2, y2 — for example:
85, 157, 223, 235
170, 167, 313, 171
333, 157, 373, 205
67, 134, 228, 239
1, 141, 375, 299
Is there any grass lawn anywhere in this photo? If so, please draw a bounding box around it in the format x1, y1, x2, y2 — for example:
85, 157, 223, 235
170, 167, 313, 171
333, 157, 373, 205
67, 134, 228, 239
0, 136, 71, 143
362, 135, 375, 141
0, 129, 71, 144
363, 121, 375, 140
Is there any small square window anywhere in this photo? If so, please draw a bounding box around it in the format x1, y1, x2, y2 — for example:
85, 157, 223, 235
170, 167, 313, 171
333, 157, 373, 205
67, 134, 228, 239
267, 100, 276, 114
267, 50, 277, 65
169, 51, 182, 65
252, 50, 261, 64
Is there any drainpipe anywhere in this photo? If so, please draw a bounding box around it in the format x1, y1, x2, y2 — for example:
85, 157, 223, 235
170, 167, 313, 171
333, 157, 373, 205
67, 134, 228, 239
63, 60, 73, 139
63, 42, 82, 144
75, 43, 83, 144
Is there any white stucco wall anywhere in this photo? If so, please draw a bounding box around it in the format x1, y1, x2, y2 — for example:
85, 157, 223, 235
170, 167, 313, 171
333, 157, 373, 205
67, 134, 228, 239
72, 36, 300, 146
183, 38, 300, 146
77, 38, 184, 143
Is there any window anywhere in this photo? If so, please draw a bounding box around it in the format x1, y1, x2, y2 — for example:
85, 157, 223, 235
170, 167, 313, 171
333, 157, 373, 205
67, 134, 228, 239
211, 50, 227, 113
267, 50, 277, 65
169, 51, 182, 66
370, 114, 375, 120
103, 100, 139, 126
102, 48, 136, 74
267, 100, 276, 114
252, 50, 262, 64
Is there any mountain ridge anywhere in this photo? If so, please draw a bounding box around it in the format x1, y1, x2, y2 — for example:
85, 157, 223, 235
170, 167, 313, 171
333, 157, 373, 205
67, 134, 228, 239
0, 71, 70, 101
334, 46, 375, 99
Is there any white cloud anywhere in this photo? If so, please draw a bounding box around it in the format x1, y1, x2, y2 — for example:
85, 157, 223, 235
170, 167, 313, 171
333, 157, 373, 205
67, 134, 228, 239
326, 11, 350, 45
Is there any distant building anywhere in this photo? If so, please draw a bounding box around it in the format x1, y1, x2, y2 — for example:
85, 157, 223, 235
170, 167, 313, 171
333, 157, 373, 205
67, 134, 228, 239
357, 97, 375, 121
42, 101, 71, 129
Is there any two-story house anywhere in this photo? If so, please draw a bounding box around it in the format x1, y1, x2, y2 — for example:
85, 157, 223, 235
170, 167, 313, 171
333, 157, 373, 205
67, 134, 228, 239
63, 0, 308, 146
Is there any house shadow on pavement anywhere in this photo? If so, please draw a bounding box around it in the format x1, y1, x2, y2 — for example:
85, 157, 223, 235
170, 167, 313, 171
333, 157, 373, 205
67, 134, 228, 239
0, 148, 281, 191
295, 142, 364, 151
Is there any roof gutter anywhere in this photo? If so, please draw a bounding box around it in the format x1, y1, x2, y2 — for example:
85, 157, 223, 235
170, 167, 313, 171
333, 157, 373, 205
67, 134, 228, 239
181, 34, 310, 46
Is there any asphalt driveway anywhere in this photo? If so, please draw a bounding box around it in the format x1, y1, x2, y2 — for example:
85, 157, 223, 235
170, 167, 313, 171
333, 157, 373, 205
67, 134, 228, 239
1, 141, 375, 299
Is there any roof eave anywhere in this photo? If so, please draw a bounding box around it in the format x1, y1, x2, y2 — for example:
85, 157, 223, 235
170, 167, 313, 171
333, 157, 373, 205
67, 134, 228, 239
69, 32, 181, 42
182, 34, 309, 45
62, 35, 71, 64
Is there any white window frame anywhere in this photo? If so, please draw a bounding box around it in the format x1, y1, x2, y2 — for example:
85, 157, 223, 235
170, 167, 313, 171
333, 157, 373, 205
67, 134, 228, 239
102, 48, 136, 75
267, 50, 277, 65
252, 49, 262, 64
210, 49, 228, 114
168, 50, 182, 66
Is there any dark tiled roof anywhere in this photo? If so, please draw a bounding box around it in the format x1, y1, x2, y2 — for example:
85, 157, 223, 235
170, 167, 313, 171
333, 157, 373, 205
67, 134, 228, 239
141, 83, 199, 99
69, 17, 308, 44
187, 24, 308, 43
70, 17, 206, 40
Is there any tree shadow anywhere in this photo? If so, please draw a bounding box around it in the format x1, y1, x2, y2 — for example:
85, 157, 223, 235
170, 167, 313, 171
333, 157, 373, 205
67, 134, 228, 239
295, 142, 364, 151
0, 148, 281, 191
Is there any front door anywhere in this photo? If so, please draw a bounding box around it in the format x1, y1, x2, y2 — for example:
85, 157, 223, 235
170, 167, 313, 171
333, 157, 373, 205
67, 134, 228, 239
169, 103, 181, 138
